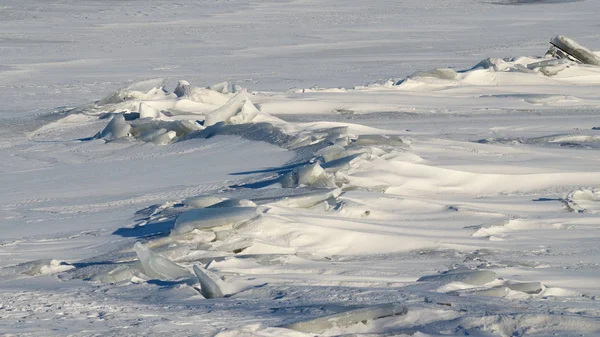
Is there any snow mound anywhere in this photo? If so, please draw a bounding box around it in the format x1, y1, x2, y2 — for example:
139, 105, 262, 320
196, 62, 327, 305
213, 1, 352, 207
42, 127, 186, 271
566, 188, 600, 213
20, 259, 74, 276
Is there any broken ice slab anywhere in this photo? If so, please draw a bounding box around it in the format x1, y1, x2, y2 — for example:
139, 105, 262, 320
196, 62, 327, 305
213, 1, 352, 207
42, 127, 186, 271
172, 206, 259, 235
182, 195, 227, 208
550, 35, 600, 66
193, 264, 224, 299
92, 265, 136, 283
207, 198, 257, 208
507, 281, 544, 294
282, 303, 408, 333
134, 242, 191, 280
410, 68, 458, 80
297, 163, 327, 186
204, 90, 258, 126
417, 269, 497, 285
97, 114, 131, 141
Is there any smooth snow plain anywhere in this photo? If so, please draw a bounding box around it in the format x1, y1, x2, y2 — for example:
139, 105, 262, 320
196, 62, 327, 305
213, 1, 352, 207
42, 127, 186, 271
1, 1, 600, 336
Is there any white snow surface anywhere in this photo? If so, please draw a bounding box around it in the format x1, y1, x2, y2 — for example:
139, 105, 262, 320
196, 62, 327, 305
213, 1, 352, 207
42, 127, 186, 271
2, 1, 600, 336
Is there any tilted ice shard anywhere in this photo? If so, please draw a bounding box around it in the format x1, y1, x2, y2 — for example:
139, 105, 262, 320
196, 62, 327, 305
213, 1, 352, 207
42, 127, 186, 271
208, 81, 230, 94
551, 35, 600, 66
228, 99, 260, 125
98, 114, 131, 140
204, 90, 251, 126
283, 303, 408, 333
133, 242, 191, 280
193, 264, 224, 299
417, 269, 497, 285
172, 207, 258, 235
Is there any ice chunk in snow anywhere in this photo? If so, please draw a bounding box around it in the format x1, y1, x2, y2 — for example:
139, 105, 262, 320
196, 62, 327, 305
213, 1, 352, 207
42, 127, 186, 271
551, 35, 600, 66
152, 130, 177, 145
97, 114, 131, 140
173, 80, 230, 105
134, 242, 191, 280
21, 259, 74, 276
208, 81, 230, 94
279, 163, 338, 188
229, 100, 260, 125
507, 281, 543, 294
139, 102, 161, 119
204, 90, 259, 126
193, 264, 224, 299
410, 68, 458, 80
315, 145, 347, 162
174, 80, 190, 98
565, 188, 600, 213
92, 265, 136, 283
297, 163, 326, 186
182, 195, 227, 208
283, 303, 408, 333
138, 128, 168, 142
417, 269, 496, 285
208, 199, 257, 208
172, 207, 258, 235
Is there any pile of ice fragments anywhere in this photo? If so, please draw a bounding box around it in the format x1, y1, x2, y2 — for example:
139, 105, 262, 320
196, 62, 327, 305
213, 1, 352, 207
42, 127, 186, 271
90, 80, 276, 145
387, 35, 600, 88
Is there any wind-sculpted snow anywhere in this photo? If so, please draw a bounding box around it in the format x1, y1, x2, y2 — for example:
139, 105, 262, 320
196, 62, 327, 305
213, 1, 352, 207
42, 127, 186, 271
4, 54, 600, 337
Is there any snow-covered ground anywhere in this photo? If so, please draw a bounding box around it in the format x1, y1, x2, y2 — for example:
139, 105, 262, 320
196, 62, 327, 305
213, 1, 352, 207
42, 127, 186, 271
2, 1, 600, 336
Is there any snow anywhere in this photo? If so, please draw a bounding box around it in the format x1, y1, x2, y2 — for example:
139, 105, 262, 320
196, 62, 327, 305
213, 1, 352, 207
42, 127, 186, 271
2, 0, 600, 336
